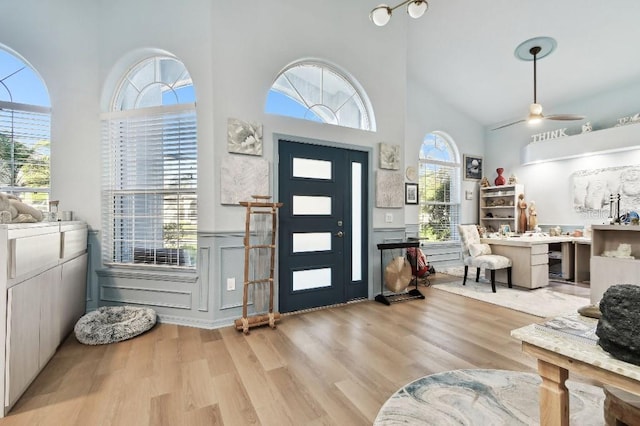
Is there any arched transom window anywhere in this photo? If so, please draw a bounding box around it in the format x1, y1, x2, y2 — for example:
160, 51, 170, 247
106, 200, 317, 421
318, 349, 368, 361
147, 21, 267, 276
266, 60, 376, 131
418, 132, 461, 242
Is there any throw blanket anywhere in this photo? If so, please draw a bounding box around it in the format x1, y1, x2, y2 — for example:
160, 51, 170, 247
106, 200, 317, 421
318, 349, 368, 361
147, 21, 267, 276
406, 247, 429, 277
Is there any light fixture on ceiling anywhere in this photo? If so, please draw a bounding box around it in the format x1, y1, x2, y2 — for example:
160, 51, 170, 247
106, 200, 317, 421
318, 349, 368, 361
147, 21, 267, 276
370, 0, 428, 27
491, 36, 585, 131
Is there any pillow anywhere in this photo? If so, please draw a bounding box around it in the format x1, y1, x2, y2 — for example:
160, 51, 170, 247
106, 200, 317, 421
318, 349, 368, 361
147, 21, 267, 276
469, 243, 492, 257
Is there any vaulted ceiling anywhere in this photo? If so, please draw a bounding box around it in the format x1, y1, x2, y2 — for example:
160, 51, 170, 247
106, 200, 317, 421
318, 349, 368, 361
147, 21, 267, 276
404, 0, 640, 128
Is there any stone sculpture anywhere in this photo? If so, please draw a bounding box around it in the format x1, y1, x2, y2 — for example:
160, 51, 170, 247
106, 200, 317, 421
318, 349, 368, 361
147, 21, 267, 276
596, 284, 640, 366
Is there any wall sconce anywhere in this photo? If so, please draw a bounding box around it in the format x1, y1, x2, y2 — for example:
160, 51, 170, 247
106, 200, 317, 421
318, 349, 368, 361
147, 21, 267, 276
370, 0, 428, 26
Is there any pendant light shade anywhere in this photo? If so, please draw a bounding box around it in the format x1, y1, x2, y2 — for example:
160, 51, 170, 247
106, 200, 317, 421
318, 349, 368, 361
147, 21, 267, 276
407, 1, 428, 18
370, 5, 392, 26
370, 0, 429, 26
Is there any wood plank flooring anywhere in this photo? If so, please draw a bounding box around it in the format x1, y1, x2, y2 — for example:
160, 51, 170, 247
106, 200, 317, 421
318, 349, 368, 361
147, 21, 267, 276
0, 274, 593, 425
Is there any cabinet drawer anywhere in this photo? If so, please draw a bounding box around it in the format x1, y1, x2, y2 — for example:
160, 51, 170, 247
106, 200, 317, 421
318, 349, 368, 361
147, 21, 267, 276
61, 228, 87, 260
9, 233, 60, 279
532, 253, 548, 266
531, 244, 549, 255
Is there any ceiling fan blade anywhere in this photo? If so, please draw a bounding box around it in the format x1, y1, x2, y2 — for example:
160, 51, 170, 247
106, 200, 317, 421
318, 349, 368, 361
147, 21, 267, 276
491, 119, 526, 131
545, 114, 585, 121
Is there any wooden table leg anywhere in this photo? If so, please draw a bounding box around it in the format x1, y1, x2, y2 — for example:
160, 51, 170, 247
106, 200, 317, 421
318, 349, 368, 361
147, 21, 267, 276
537, 359, 569, 426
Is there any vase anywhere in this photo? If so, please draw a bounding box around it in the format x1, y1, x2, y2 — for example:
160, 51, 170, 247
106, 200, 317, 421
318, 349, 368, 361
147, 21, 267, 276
494, 168, 506, 186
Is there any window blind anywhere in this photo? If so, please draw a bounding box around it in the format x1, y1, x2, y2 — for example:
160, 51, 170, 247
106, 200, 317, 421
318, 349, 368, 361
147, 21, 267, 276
101, 104, 197, 268
418, 161, 460, 242
0, 100, 51, 208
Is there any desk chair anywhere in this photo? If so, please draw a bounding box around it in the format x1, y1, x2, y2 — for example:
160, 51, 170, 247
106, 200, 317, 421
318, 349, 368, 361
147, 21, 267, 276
458, 224, 512, 292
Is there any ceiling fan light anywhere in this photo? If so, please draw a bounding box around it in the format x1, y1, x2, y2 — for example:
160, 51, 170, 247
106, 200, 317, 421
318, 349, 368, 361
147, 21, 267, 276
407, 1, 428, 19
529, 103, 543, 115
370, 5, 392, 26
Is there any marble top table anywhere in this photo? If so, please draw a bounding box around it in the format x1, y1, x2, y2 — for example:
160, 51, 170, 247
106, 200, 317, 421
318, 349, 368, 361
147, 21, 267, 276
512, 319, 640, 425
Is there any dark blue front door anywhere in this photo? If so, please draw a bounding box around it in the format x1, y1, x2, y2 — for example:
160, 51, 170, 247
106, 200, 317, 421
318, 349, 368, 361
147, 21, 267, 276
278, 140, 368, 312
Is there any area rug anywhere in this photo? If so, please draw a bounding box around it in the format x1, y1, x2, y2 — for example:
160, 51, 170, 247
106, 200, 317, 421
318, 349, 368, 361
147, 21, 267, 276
374, 369, 604, 425
431, 280, 587, 318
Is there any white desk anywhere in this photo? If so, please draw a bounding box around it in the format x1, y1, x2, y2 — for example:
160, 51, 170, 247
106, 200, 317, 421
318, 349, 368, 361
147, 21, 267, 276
481, 236, 591, 289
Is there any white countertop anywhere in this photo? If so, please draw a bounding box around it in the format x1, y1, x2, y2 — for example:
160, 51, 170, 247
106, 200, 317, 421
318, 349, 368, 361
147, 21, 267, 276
511, 318, 640, 381
482, 235, 591, 247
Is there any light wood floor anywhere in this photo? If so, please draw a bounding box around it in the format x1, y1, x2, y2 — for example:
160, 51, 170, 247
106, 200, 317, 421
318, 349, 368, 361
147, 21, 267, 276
1, 274, 592, 425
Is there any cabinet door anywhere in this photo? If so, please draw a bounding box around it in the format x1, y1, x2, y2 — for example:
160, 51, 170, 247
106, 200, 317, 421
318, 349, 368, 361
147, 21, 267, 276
59, 254, 88, 339
6, 278, 42, 408
590, 256, 640, 304
39, 267, 62, 367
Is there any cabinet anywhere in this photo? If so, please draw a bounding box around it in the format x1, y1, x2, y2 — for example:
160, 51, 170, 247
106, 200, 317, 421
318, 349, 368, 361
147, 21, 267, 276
479, 184, 525, 233
0, 222, 88, 415
590, 225, 640, 304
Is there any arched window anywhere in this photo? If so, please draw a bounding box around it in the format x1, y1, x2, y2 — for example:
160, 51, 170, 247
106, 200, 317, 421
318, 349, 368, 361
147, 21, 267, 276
101, 56, 197, 268
418, 132, 461, 242
0, 48, 50, 209
265, 60, 376, 131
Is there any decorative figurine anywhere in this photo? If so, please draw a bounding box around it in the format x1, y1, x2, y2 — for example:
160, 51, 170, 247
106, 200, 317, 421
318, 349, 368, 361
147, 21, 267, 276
494, 168, 506, 186
581, 121, 593, 133
508, 174, 518, 185
480, 176, 491, 188
528, 201, 538, 231
517, 193, 527, 233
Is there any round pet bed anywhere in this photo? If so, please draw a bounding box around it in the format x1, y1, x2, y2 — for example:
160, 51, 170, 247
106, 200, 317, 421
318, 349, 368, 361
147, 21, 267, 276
74, 306, 157, 345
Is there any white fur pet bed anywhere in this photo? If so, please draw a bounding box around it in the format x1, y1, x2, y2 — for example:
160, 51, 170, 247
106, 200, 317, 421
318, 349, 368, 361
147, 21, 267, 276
74, 306, 157, 345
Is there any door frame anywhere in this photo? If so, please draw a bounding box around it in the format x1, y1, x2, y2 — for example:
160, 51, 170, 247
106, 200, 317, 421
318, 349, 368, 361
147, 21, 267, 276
272, 133, 374, 310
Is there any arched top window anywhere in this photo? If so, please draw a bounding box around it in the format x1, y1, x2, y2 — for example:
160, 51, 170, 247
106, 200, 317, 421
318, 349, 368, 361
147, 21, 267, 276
102, 55, 197, 268
265, 60, 376, 131
418, 132, 461, 242
113, 56, 194, 111
0, 48, 51, 209
419, 132, 458, 163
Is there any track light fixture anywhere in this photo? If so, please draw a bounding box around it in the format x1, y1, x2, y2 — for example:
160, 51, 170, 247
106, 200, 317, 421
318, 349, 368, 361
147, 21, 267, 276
370, 0, 428, 26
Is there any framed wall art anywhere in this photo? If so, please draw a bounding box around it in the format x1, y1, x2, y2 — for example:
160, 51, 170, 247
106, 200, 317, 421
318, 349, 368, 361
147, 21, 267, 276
379, 142, 400, 170
405, 183, 418, 205
463, 154, 483, 181
227, 118, 263, 156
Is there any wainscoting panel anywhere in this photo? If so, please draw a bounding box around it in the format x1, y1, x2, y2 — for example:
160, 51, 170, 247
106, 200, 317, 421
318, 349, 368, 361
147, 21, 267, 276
100, 284, 192, 309
197, 247, 210, 312
218, 243, 245, 310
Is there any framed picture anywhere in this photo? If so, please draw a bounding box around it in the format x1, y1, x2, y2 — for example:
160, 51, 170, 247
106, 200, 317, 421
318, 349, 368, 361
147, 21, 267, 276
463, 154, 483, 181
227, 118, 263, 156
500, 224, 511, 236
405, 183, 418, 205
379, 142, 400, 170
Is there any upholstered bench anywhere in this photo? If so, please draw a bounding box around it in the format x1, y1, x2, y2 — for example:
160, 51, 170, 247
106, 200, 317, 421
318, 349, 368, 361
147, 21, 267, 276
74, 306, 157, 345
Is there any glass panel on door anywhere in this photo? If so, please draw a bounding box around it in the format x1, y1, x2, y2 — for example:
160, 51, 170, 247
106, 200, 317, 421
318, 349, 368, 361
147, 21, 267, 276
292, 267, 332, 291
292, 195, 332, 215
292, 232, 332, 253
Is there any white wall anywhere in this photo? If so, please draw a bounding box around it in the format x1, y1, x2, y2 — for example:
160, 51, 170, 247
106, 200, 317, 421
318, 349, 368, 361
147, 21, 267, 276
0, 0, 101, 227
485, 80, 640, 228
405, 81, 486, 226
0, 0, 411, 233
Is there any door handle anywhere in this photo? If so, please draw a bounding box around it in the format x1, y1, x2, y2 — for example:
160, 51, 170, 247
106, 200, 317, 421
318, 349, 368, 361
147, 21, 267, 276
335, 231, 344, 238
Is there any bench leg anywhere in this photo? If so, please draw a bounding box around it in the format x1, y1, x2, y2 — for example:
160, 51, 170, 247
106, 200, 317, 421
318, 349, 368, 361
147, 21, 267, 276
475, 268, 481, 282
463, 266, 468, 285
490, 270, 496, 292
507, 267, 512, 288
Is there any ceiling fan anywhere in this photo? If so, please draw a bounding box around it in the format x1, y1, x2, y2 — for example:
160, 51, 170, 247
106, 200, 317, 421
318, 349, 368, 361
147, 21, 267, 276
492, 42, 585, 131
